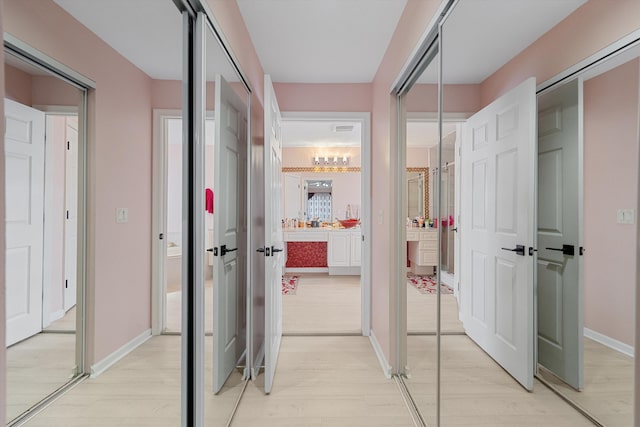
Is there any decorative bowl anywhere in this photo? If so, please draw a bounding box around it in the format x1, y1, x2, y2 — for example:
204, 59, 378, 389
337, 218, 359, 228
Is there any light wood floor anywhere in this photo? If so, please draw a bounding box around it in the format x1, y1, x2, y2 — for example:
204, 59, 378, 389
406, 335, 594, 426
165, 280, 214, 333
23, 335, 244, 427
19, 274, 608, 426
406, 283, 465, 334
7, 333, 77, 423
44, 306, 76, 332
283, 274, 361, 334
538, 338, 634, 427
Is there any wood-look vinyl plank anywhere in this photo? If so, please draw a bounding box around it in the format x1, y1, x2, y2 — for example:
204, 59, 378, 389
407, 284, 465, 334
7, 333, 77, 422
538, 337, 634, 427
232, 336, 414, 426
24, 335, 243, 427
283, 274, 361, 334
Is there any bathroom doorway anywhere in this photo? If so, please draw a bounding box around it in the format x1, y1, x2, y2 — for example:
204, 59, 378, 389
280, 112, 371, 335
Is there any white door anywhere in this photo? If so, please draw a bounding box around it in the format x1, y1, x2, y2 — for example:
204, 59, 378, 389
283, 173, 302, 220
5, 99, 45, 346
461, 78, 536, 391
264, 74, 284, 394
537, 78, 583, 389
212, 75, 246, 393
454, 123, 462, 300
64, 117, 79, 311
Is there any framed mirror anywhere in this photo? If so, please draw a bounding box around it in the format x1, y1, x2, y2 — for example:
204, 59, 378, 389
407, 167, 428, 219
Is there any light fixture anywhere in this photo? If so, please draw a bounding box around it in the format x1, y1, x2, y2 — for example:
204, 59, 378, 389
313, 156, 320, 165
333, 156, 339, 165
342, 156, 349, 165
324, 156, 329, 165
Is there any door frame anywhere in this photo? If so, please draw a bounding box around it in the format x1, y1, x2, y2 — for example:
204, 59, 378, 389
41, 107, 80, 328
280, 111, 372, 336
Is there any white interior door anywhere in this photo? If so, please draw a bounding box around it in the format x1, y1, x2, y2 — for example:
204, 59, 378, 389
5, 98, 45, 346
64, 116, 79, 311
283, 173, 302, 220
537, 78, 583, 389
212, 75, 246, 393
264, 74, 284, 394
461, 78, 536, 391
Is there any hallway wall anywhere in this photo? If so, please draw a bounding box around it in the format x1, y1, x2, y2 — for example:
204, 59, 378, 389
583, 58, 639, 347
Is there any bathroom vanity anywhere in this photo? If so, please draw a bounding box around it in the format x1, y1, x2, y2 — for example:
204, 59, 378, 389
407, 227, 437, 274
283, 227, 361, 275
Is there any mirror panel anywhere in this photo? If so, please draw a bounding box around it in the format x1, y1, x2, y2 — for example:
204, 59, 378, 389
4, 50, 84, 424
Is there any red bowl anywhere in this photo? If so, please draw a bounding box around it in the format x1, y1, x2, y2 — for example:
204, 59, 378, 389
337, 218, 359, 228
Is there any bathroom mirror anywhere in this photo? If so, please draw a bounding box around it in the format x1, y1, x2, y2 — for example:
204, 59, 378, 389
407, 167, 428, 219
305, 179, 333, 221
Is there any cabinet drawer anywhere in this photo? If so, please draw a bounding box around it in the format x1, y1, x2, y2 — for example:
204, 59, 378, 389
406, 230, 419, 241
418, 240, 436, 250
419, 231, 437, 241
284, 231, 329, 242
420, 250, 438, 265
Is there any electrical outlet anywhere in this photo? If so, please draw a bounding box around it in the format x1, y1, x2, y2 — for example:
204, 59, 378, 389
116, 207, 128, 224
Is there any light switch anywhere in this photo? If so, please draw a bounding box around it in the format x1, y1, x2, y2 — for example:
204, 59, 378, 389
617, 208, 635, 225
116, 207, 128, 224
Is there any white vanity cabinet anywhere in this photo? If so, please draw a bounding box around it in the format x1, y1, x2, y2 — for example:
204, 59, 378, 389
407, 228, 437, 274
328, 229, 361, 275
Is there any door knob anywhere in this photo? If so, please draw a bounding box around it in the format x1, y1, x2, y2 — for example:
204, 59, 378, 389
545, 244, 575, 256
501, 245, 525, 256
271, 246, 283, 253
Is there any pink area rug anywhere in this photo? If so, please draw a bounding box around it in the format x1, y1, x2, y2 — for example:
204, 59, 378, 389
407, 274, 453, 295
282, 275, 298, 295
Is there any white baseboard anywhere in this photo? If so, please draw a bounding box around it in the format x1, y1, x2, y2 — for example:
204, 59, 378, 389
46, 309, 66, 327
285, 267, 328, 274
584, 327, 634, 358
90, 329, 152, 378
252, 343, 265, 380
369, 330, 392, 379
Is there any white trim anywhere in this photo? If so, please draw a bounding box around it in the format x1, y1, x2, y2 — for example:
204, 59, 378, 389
369, 330, 392, 379
280, 111, 372, 337
284, 267, 328, 274
252, 342, 265, 380
407, 111, 472, 122
33, 105, 79, 115
90, 329, 152, 378
152, 109, 182, 335
584, 328, 634, 358
49, 309, 65, 324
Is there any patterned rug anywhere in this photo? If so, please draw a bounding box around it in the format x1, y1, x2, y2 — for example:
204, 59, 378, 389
282, 275, 298, 295
407, 274, 453, 294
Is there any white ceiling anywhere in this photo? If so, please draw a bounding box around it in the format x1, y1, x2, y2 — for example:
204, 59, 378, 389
236, 0, 407, 83
282, 120, 362, 147
418, 0, 586, 84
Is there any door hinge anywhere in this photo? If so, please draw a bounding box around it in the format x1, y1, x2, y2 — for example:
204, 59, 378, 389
66, 210, 70, 220
65, 279, 68, 289
67, 141, 70, 150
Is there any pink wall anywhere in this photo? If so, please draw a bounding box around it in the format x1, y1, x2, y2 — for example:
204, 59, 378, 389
5, 0, 154, 364
1, 1, 7, 422
407, 147, 429, 168
274, 83, 372, 111
370, 0, 442, 368
481, 0, 640, 106
405, 83, 481, 113
583, 59, 639, 346
32, 75, 80, 106
5, 63, 31, 105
